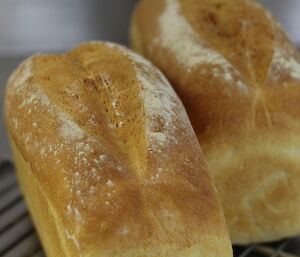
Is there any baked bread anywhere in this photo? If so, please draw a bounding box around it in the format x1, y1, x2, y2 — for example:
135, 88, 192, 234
131, 0, 300, 244
5, 42, 232, 257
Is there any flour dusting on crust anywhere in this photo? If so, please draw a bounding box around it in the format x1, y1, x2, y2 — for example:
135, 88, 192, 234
8, 57, 34, 91
59, 113, 85, 141
106, 42, 187, 147
270, 47, 300, 81
65, 229, 82, 256
5, 43, 216, 255
155, 0, 247, 92
6, 54, 125, 216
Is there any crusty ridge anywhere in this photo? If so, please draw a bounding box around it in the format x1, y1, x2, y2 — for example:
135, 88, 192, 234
5, 42, 232, 256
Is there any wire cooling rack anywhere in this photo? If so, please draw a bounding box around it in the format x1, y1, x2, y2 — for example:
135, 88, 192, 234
0, 160, 299, 257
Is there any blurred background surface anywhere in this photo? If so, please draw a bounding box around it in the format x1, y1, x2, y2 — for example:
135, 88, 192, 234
1, 0, 300, 159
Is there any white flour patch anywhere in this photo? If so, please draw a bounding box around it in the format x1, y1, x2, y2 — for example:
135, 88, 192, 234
66, 204, 72, 215
155, 0, 247, 92
107, 43, 180, 144
74, 207, 82, 222
106, 180, 114, 187
20, 87, 51, 109
150, 132, 167, 145
100, 73, 112, 88
119, 226, 130, 236
65, 229, 81, 254
8, 56, 34, 91
271, 47, 300, 81
59, 113, 85, 141
12, 118, 18, 129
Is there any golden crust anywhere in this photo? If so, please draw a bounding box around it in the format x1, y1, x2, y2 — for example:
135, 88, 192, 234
131, 0, 300, 244
5, 42, 232, 256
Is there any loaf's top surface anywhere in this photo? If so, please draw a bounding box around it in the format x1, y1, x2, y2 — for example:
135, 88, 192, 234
133, 0, 300, 138
5, 42, 232, 257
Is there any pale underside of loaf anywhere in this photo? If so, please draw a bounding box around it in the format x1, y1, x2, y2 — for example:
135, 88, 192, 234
131, 0, 300, 244
5, 42, 232, 256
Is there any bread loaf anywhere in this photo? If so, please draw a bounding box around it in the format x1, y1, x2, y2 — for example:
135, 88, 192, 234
5, 42, 232, 257
131, 0, 300, 244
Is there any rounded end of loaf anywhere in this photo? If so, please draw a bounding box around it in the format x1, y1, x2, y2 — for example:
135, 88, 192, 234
203, 132, 300, 244
5, 41, 232, 257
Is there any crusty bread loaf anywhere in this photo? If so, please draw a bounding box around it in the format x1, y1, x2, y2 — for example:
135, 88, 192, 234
131, 0, 300, 244
5, 42, 232, 257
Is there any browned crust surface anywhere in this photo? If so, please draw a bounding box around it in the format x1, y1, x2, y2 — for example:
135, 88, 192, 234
132, 0, 300, 244
5, 42, 232, 256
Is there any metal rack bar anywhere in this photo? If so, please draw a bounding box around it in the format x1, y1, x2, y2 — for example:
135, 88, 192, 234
256, 245, 298, 257
0, 201, 27, 232
2, 233, 41, 257
238, 244, 258, 257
